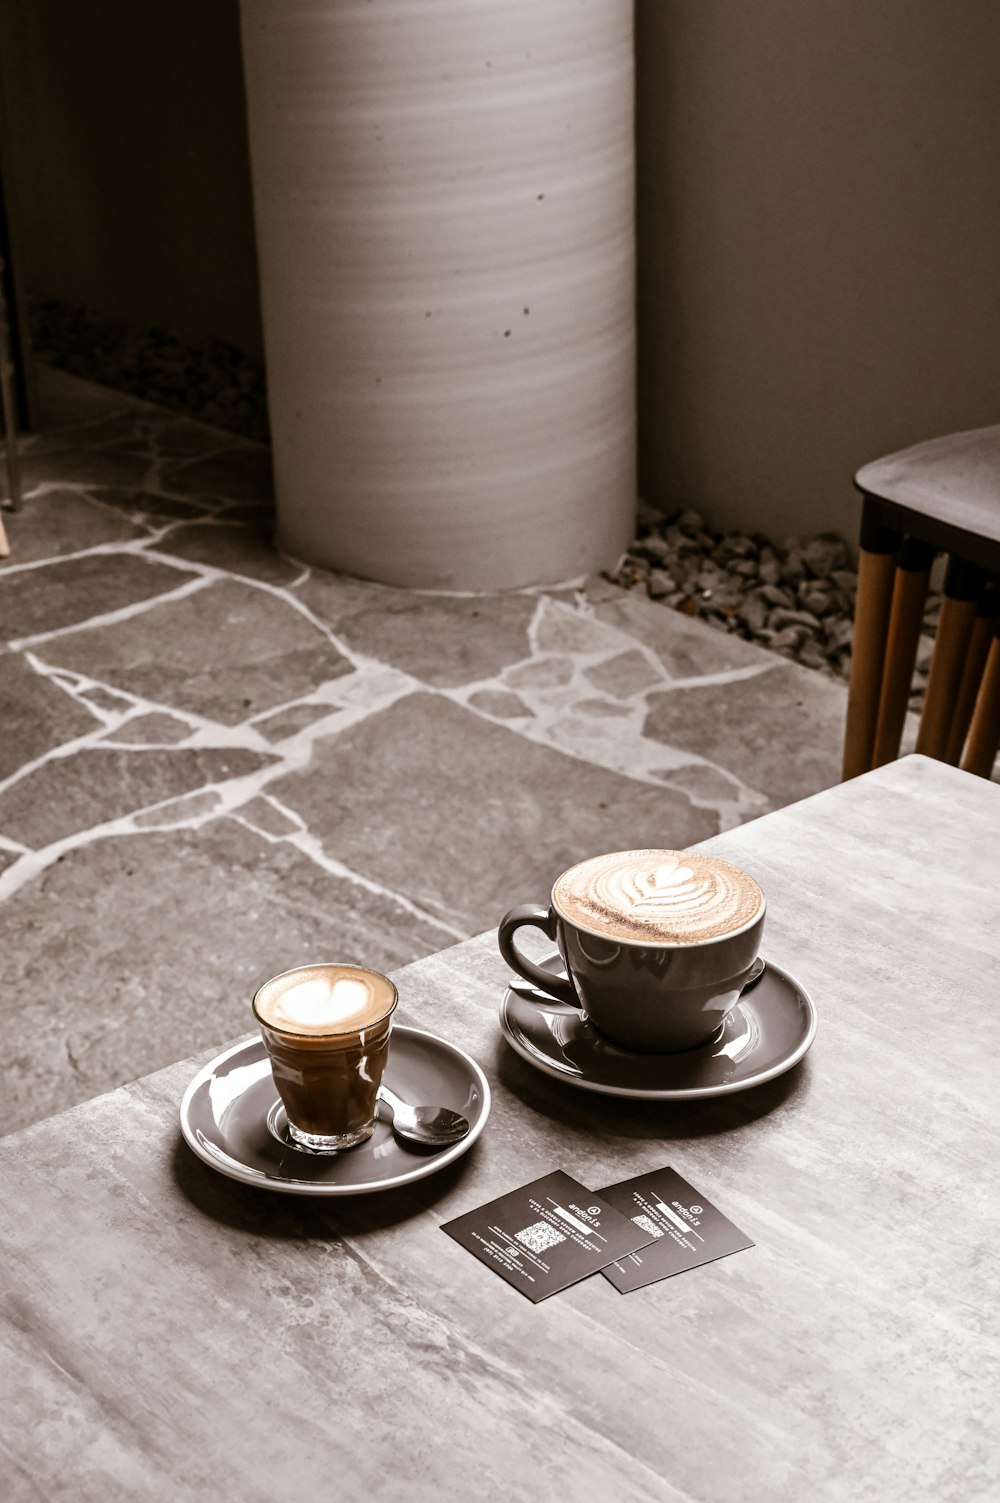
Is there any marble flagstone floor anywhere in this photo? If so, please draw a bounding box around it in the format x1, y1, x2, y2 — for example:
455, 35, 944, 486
1, 371, 851, 1137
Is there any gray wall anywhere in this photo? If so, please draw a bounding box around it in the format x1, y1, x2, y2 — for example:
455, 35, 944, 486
3, 2, 999, 539
635, 0, 1000, 539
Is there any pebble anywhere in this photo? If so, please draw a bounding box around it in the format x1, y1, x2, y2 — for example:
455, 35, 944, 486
719, 535, 759, 559
755, 584, 794, 608
798, 581, 836, 617
639, 537, 673, 565
647, 569, 676, 599
798, 642, 829, 670
824, 618, 855, 654
830, 569, 858, 598
738, 595, 769, 633
780, 550, 808, 588
770, 626, 807, 652
676, 509, 707, 532
769, 607, 823, 633
803, 534, 852, 578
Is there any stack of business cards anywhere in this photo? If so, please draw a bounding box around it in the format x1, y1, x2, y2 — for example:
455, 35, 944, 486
442, 1165, 753, 1303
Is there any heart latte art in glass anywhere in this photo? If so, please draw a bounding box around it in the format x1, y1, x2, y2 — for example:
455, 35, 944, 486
254, 966, 395, 1035
552, 849, 765, 945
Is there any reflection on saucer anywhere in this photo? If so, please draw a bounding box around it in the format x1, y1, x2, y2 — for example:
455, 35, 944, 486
500, 956, 815, 1099
716, 1007, 759, 1064
538, 1011, 586, 1073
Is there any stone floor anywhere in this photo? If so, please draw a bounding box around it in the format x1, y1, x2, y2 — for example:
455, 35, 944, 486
0, 370, 851, 1137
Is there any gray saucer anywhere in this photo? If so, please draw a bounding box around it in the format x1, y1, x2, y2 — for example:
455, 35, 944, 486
500, 955, 816, 1098
180, 1024, 490, 1195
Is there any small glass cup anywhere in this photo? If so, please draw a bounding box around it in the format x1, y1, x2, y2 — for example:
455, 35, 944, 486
252, 963, 398, 1152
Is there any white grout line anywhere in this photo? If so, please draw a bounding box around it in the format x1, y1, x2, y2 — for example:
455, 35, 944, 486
279, 827, 468, 943
9, 574, 214, 651
524, 592, 549, 657
400, 572, 590, 600
0, 532, 169, 576
231, 791, 308, 837
645, 660, 781, 694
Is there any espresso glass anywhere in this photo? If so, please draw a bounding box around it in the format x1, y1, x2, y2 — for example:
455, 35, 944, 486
252, 964, 398, 1152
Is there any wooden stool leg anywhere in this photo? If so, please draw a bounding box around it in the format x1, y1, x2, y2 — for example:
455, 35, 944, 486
843, 501, 901, 780
916, 558, 988, 759
961, 631, 1000, 778
944, 585, 1000, 763
871, 538, 935, 766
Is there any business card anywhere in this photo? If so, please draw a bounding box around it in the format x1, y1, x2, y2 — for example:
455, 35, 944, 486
598, 1166, 754, 1293
441, 1169, 657, 1302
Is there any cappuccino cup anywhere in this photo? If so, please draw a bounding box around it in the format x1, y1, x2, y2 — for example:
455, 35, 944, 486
498, 849, 765, 1052
252, 963, 398, 1151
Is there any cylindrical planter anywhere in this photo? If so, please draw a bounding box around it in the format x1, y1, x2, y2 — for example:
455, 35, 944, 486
239, 0, 635, 589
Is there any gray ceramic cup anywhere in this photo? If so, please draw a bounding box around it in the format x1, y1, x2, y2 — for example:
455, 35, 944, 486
499, 858, 766, 1053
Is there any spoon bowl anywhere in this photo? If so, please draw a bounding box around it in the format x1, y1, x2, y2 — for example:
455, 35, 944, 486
378, 1084, 471, 1149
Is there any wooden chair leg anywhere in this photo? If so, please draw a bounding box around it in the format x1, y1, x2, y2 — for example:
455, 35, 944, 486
961, 631, 1000, 778
915, 558, 988, 760
842, 501, 901, 780
944, 585, 1000, 763
871, 538, 935, 766
0, 509, 8, 558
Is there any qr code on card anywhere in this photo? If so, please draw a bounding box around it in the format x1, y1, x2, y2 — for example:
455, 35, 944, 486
632, 1214, 663, 1239
515, 1221, 565, 1255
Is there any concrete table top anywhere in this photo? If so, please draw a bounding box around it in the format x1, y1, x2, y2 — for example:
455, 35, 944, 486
1, 755, 996, 1501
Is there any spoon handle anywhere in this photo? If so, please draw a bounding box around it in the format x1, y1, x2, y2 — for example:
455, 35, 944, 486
508, 977, 578, 1007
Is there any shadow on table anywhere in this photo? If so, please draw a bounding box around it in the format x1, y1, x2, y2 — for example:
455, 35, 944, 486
171, 1133, 483, 1239
493, 1038, 811, 1143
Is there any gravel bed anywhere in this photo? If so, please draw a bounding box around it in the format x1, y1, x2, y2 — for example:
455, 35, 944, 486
609, 506, 939, 711
28, 298, 269, 443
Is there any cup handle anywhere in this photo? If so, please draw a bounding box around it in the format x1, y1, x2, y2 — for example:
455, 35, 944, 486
497, 904, 580, 1007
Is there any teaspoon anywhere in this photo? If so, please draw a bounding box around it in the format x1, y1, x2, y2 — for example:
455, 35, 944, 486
378, 1084, 470, 1149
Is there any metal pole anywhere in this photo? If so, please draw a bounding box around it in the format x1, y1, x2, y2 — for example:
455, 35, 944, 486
0, 249, 21, 554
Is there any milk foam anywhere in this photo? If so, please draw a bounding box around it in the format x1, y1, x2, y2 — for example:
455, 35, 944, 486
553, 849, 764, 944
254, 964, 396, 1035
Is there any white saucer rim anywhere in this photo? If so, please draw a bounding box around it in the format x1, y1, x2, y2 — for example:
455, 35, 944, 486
499, 957, 817, 1099
179, 1024, 492, 1195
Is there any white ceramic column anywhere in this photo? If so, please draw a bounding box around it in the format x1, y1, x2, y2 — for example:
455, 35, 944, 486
239, 0, 635, 589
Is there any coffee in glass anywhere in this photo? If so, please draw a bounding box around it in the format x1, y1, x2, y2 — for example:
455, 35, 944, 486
253, 963, 398, 1151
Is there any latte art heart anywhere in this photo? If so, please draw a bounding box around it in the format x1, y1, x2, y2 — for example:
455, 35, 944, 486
554, 849, 764, 944
254, 964, 397, 1035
